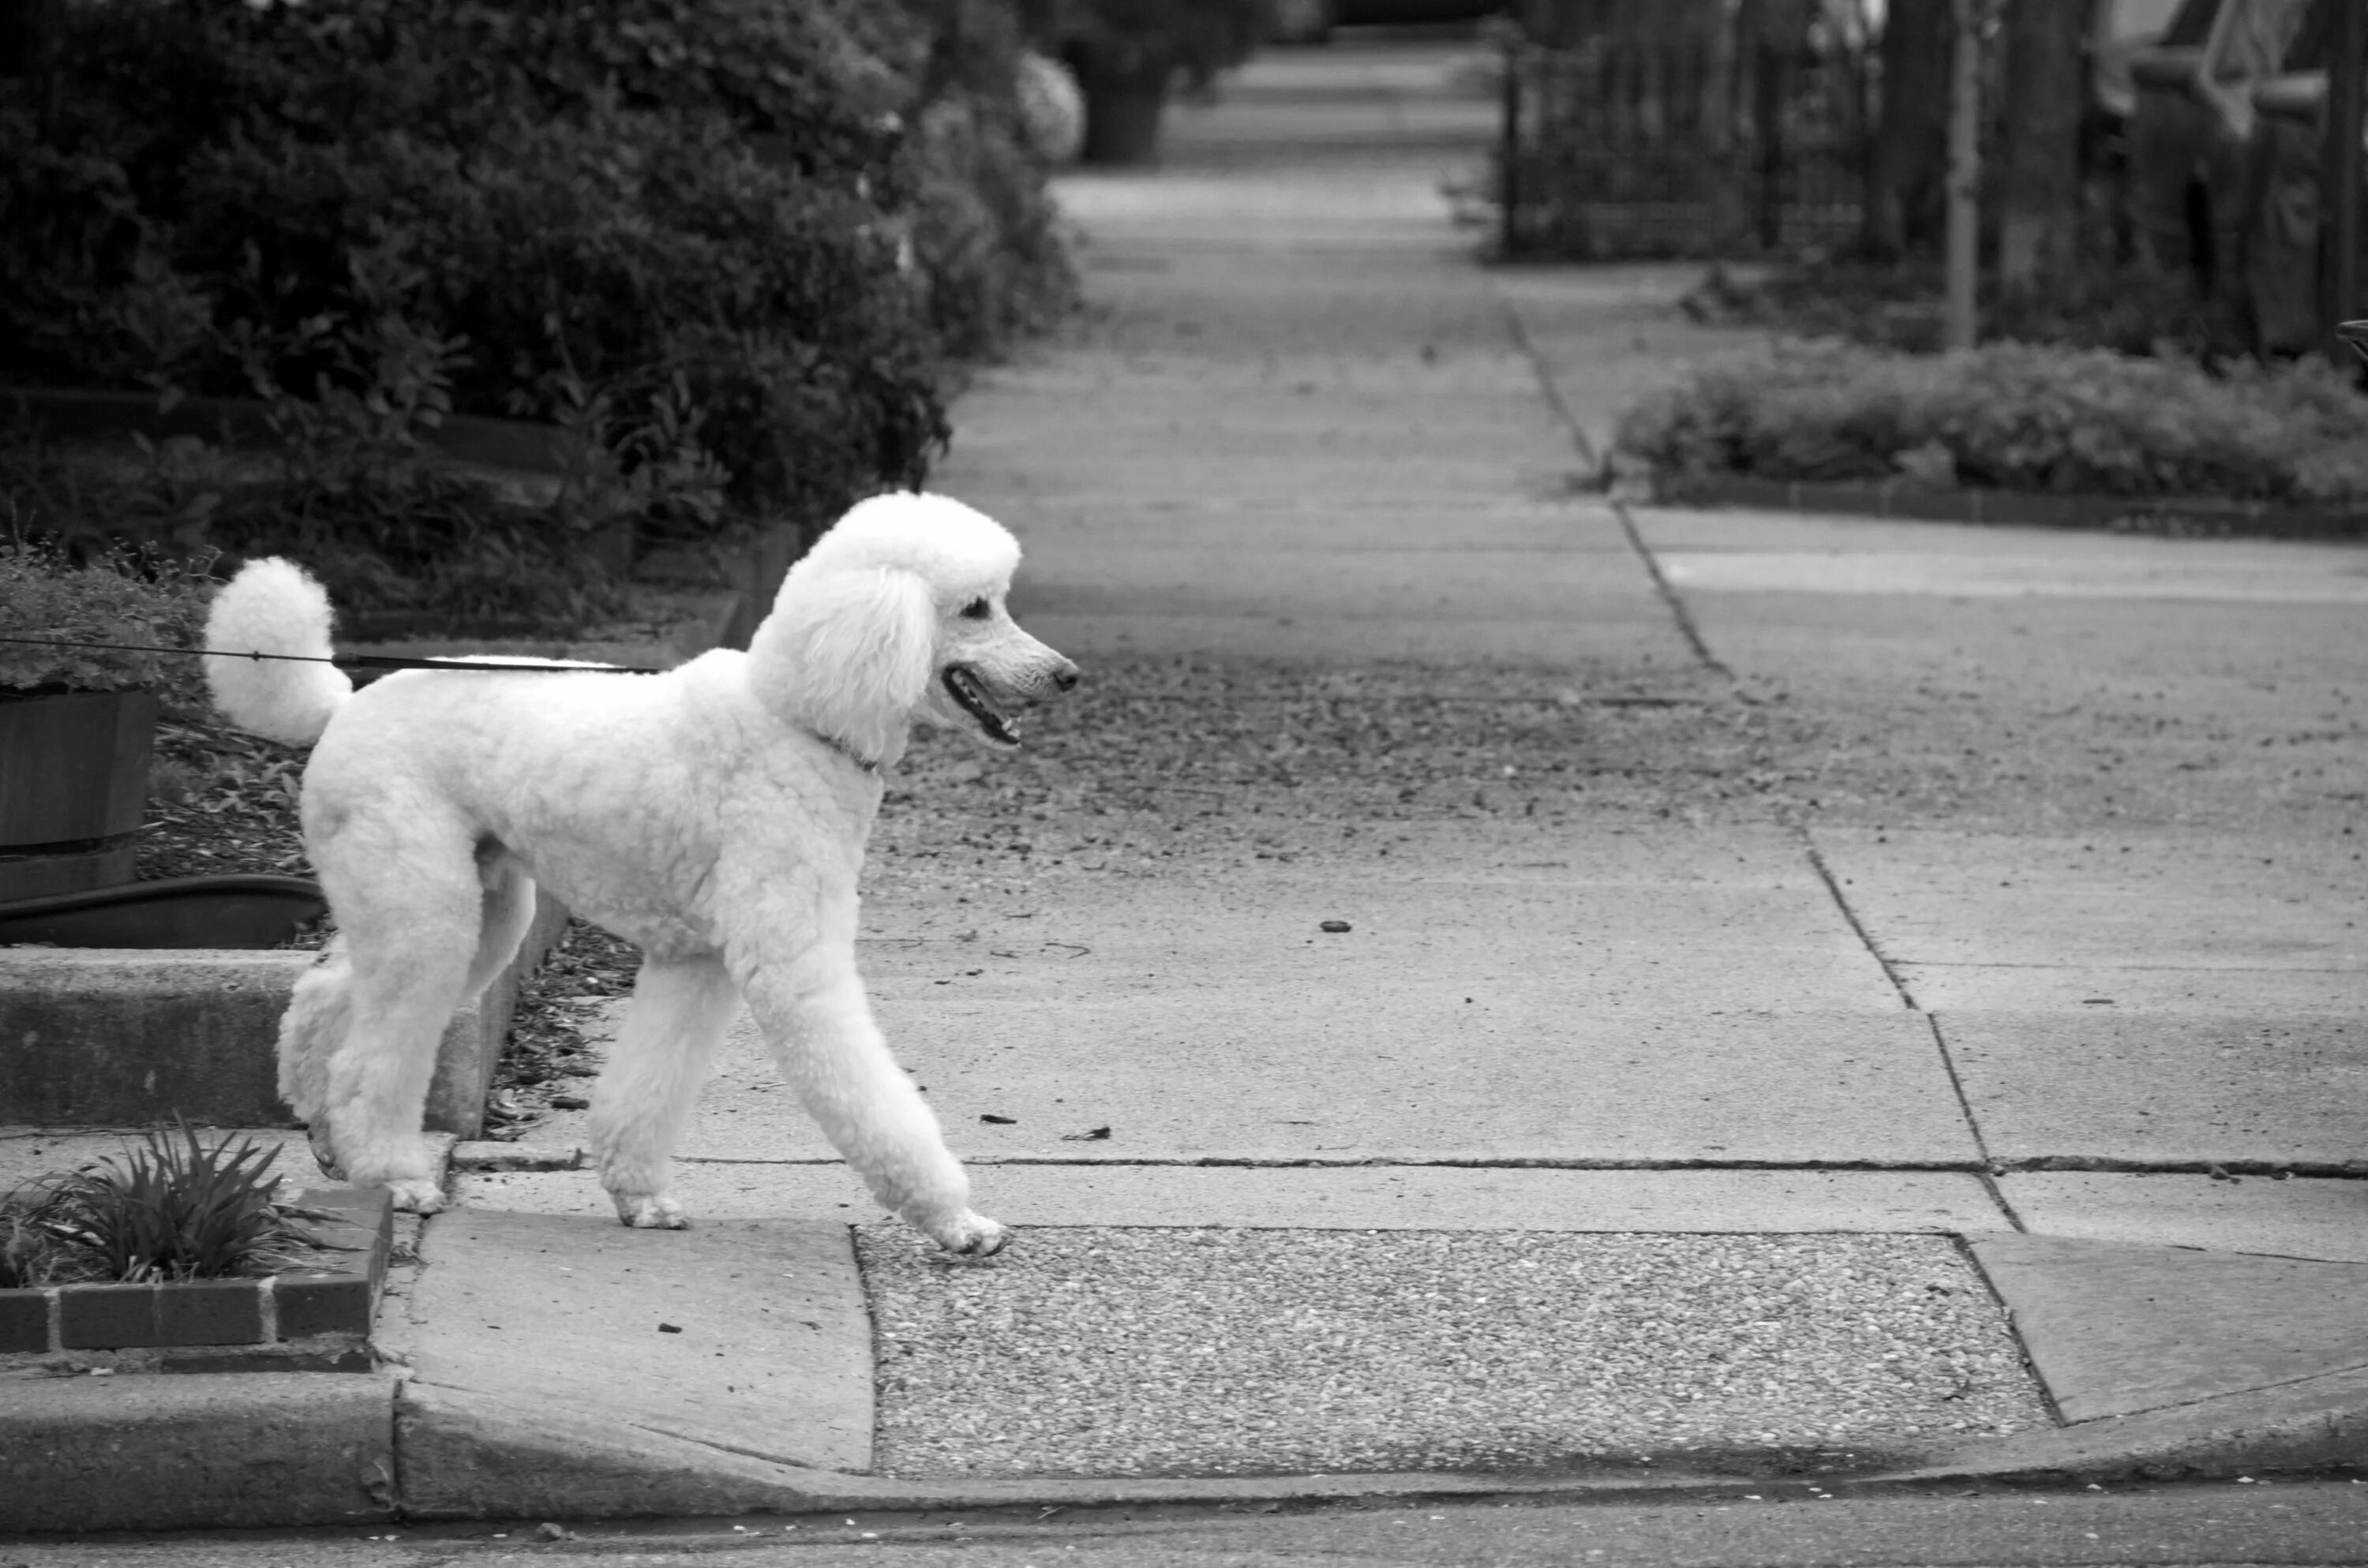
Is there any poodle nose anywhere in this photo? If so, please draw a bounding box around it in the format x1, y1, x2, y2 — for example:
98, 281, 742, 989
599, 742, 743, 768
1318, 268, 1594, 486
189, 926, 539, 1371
1053, 661, 1081, 693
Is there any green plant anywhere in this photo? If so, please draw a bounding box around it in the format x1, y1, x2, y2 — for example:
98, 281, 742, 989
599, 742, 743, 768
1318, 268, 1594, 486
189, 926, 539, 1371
0, 296, 644, 631
1, 1124, 340, 1286
0, 0, 1072, 577
0, 533, 211, 694
1615, 337, 2368, 506
1, 1187, 81, 1288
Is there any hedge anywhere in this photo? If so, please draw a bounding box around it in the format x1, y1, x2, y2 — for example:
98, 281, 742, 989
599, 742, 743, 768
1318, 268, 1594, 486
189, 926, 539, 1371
0, 0, 1075, 619
1615, 338, 2368, 506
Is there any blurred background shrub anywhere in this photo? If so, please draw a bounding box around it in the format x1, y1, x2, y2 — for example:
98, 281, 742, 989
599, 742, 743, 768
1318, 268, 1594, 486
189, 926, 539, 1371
0, 0, 1077, 620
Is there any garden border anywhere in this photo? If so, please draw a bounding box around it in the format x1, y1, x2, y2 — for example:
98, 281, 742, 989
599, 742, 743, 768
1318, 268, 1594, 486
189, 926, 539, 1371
1655, 477, 2368, 541
0, 1185, 390, 1371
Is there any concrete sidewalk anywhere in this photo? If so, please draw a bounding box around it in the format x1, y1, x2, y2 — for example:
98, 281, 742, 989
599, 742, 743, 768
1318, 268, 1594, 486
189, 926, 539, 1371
5, 35, 2363, 1532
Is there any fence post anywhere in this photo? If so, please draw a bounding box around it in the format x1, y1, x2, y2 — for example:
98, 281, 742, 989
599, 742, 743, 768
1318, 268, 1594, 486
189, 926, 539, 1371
1943, 0, 1982, 350
1500, 35, 1523, 259
2322, 0, 2364, 364
1755, 38, 1785, 249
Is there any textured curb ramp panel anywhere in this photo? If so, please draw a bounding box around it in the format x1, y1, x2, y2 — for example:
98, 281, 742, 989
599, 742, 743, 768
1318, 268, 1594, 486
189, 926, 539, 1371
859, 1228, 2046, 1481
0, 1370, 396, 1531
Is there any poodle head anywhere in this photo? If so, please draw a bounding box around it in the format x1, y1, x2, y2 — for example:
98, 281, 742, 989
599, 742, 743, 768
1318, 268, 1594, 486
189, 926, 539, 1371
747, 492, 1078, 766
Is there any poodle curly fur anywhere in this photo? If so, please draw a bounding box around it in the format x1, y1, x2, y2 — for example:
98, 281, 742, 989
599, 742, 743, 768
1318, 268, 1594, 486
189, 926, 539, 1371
202, 492, 1077, 1256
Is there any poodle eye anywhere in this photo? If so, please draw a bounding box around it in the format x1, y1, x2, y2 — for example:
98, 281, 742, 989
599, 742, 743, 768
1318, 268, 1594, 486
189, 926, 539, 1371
960, 597, 991, 621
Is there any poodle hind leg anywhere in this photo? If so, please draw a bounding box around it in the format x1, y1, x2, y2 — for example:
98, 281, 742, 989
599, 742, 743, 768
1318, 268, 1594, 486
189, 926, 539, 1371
315, 840, 489, 1214
278, 938, 355, 1181
588, 955, 741, 1229
462, 852, 539, 1005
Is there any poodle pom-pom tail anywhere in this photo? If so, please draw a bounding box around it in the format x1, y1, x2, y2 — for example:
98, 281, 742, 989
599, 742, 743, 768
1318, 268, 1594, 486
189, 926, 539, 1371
203, 557, 354, 745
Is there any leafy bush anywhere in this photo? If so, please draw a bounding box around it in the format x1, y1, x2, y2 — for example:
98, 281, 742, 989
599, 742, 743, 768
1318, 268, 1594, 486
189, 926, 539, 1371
909, 93, 1078, 359
0, 0, 1073, 614
1616, 338, 2368, 504
0, 535, 211, 697
2, 387, 639, 634
1684, 260, 2223, 361
0, 1125, 339, 1285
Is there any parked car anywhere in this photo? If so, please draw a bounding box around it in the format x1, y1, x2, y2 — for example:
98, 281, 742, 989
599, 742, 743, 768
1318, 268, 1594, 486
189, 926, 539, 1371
2126, 0, 2314, 340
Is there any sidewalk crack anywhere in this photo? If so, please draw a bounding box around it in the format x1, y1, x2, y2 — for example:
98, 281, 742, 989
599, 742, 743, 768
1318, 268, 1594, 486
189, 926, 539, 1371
1492, 293, 1729, 677
1496, 291, 1598, 475
1801, 829, 1917, 1009
1612, 500, 1729, 677
1801, 825, 2005, 1190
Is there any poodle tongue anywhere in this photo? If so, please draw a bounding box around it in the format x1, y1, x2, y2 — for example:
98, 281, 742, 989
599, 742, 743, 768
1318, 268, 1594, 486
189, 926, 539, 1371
945, 666, 1019, 745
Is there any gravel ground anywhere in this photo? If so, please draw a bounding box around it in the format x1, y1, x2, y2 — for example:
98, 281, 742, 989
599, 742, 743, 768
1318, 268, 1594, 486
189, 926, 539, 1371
863, 642, 2362, 904
860, 1227, 2048, 1480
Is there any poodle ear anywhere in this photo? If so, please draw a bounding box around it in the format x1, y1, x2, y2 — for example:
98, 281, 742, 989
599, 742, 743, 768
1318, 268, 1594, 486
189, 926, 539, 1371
748, 565, 938, 763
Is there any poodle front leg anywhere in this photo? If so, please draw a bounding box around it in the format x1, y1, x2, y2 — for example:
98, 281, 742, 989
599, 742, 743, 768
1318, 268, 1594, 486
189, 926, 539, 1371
746, 967, 1003, 1256
588, 955, 741, 1229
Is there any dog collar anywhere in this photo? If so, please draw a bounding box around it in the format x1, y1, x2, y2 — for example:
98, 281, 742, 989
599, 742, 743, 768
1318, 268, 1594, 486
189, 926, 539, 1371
810, 728, 880, 774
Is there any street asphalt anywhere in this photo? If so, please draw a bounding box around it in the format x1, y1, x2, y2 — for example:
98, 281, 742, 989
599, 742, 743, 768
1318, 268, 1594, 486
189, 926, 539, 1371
2, 34, 2362, 1534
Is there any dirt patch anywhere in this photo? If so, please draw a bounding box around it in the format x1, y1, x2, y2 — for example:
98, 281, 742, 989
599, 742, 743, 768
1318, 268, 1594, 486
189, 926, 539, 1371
481, 920, 640, 1140
135, 720, 314, 885
869, 656, 1813, 879
865, 647, 2366, 892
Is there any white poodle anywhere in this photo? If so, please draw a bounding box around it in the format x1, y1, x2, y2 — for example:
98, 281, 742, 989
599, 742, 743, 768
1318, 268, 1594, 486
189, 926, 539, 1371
203, 492, 1077, 1256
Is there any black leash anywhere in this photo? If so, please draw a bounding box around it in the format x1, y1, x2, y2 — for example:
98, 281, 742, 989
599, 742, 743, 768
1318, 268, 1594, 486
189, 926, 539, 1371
5, 631, 883, 769
0, 633, 661, 675
4, 630, 890, 772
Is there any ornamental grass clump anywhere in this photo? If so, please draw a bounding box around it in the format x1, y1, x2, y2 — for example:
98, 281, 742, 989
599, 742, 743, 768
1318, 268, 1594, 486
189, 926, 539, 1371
0, 1124, 338, 1286
1615, 338, 2368, 507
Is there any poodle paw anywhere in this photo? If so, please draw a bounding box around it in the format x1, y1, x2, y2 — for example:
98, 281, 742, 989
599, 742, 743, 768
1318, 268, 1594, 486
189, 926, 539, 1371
925, 1212, 1010, 1258
305, 1125, 347, 1182
614, 1192, 691, 1229
384, 1177, 446, 1214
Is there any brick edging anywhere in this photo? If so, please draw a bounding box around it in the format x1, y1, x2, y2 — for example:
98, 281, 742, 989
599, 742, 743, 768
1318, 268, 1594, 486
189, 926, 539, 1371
1662, 477, 2368, 540
0, 1186, 392, 1368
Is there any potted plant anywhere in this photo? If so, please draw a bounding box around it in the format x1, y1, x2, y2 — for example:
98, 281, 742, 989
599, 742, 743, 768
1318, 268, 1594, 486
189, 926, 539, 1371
1032, 0, 1263, 164
0, 541, 207, 901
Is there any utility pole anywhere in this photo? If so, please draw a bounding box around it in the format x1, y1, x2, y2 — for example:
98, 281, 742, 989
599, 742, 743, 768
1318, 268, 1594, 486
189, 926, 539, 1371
2322, 0, 2364, 363
1944, 0, 1983, 350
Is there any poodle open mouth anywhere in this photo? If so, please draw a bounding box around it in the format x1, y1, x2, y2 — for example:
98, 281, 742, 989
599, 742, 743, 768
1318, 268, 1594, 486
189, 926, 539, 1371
943, 664, 1020, 746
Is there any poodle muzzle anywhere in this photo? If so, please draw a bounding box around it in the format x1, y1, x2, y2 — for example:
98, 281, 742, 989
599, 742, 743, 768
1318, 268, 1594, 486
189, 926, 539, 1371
940, 652, 1079, 747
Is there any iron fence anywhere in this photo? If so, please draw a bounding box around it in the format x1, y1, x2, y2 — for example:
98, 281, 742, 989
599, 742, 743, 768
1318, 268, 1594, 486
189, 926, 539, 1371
1498, 30, 1872, 260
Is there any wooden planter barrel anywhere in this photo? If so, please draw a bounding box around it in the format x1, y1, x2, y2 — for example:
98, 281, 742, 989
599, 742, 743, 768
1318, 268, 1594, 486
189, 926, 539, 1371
1078, 58, 1175, 167
0, 687, 159, 900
